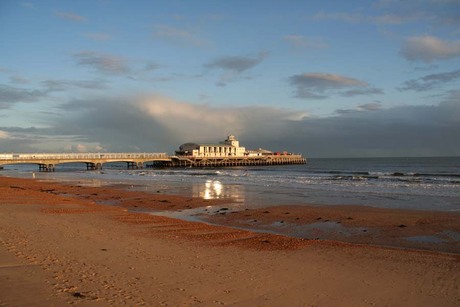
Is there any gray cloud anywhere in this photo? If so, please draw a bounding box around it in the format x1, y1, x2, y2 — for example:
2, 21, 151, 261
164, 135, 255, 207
358, 102, 382, 111
0, 125, 96, 152
73, 51, 130, 75
71, 52, 167, 82
340, 88, 384, 97
205, 53, 267, 74
312, 11, 415, 25
205, 53, 267, 86
21, 2, 35, 10
245, 93, 460, 157
284, 35, 328, 49
50, 95, 304, 152
0, 84, 45, 109
313, 1, 460, 26
9, 76, 30, 84
401, 36, 460, 62
399, 69, 460, 91
288, 73, 378, 99
335, 102, 383, 114
42, 79, 110, 92
55, 11, 87, 22
0, 135, 38, 152
143, 62, 161, 72
153, 25, 208, 47
83, 33, 112, 41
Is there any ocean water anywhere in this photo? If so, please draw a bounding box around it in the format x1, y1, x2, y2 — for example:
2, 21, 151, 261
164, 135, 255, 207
2, 157, 459, 211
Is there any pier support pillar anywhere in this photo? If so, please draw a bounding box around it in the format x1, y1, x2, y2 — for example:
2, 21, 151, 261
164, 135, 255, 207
127, 162, 138, 169
39, 164, 55, 172
85, 162, 99, 170
86, 162, 103, 170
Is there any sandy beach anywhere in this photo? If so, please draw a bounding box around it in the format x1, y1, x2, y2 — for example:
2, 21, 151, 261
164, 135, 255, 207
0, 176, 459, 306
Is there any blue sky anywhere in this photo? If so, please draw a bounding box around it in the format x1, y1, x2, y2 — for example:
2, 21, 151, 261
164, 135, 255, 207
1, 0, 459, 157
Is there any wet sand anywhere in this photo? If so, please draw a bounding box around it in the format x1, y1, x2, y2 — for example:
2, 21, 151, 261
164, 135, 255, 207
204, 204, 460, 254
0, 176, 459, 306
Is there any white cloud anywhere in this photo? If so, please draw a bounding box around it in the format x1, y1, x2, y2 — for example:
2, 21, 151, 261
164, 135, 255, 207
63, 143, 103, 153
401, 36, 460, 62
138, 95, 304, 142
0, 130, 10, 139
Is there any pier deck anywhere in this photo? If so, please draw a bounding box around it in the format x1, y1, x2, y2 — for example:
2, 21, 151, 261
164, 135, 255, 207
0, 153, 306, 171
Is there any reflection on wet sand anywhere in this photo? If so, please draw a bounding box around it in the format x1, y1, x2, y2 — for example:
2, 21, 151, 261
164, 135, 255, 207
193, 180, 245, 203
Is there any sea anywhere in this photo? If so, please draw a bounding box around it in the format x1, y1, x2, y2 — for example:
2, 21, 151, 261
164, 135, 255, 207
1, 156, 459, 212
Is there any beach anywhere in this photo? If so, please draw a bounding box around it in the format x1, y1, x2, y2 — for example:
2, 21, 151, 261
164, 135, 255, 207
0, 176, 459, 306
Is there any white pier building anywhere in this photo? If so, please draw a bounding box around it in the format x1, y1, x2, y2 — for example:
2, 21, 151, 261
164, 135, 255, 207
176, 135, 247, 157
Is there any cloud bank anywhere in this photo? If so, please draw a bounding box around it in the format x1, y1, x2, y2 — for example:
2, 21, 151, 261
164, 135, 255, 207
1, 92, 458, 157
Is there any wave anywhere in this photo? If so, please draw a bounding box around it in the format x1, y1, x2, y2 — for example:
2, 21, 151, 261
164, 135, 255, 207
413, 173, 460, 178
308, 170, 460, 178
325, 174, 460, 184
308, 170, 371, 176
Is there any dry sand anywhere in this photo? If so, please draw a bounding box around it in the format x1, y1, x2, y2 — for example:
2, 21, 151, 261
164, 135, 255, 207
0, 176, 459, 306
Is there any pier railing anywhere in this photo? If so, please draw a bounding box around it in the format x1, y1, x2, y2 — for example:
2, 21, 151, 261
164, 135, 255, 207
0, 153, 168, 160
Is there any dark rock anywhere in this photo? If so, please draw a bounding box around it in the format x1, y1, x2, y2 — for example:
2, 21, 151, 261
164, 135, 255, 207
72, 292, 85, 298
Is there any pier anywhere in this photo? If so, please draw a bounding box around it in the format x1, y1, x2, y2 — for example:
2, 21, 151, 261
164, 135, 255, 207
0, 152, 306, 172
170, 155, 306, 167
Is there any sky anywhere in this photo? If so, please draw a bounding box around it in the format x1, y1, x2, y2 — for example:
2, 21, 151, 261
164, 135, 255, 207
0, 0, 459, 158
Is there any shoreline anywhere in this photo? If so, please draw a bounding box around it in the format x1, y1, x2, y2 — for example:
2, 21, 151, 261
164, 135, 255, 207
1, 175, 459, 305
